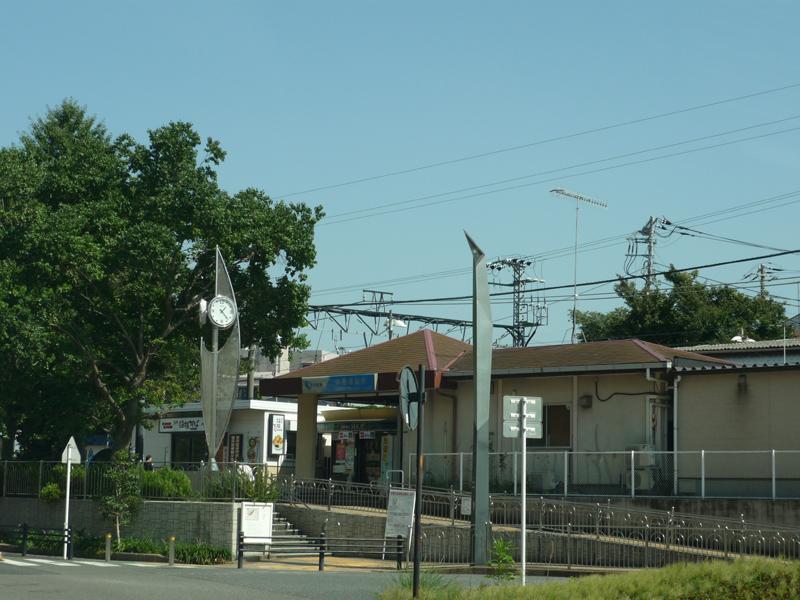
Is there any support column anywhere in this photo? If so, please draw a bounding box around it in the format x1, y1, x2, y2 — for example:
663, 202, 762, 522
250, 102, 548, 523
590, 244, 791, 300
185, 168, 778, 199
296, 393, 318, 480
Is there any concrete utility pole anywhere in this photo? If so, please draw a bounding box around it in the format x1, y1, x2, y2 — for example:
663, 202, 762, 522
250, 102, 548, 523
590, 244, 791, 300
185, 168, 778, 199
758, 263, 767, 297
487, 258, 546, 347
642, 216, 657, 292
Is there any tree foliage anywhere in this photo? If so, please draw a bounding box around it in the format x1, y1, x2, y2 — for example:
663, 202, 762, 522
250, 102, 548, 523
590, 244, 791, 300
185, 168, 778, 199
575, 270, 787, 346
0, 100, 323, 456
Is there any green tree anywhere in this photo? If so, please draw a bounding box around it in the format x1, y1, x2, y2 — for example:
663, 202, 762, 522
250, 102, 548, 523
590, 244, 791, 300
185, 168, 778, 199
576, 269, 787, 346
0, 100, 323, 454
97, 450, 142, 546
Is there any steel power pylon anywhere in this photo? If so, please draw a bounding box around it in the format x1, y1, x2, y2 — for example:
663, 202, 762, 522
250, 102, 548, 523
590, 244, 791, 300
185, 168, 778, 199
487, 257, 547, 347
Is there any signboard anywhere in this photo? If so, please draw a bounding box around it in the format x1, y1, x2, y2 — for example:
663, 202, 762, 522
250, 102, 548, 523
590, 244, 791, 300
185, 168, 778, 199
461, 495, 472, 516
358, 430, 375, 440
269, 414, 285, 456
61, 436, 81, 464
502, 396, 543, 439
503, 396, 541, 421
302, 374, 377, 394
384, 488, 416, 539
502, 419, 543, 439
159, 417, 204, 433
318, 420, 395, 433
380, 435, 394, 478
241, 502, 274, 543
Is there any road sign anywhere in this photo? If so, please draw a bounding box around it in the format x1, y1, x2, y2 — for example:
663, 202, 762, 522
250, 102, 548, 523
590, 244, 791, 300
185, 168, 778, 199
502, 420, 543, 439
503, 396, 541, 421
61, 436, 80, 464
398, 366, 419, 431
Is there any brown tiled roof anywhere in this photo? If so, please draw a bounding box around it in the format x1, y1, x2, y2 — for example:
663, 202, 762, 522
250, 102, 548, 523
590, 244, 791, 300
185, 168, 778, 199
276, 329, 470, 379
446, 338, 732, 373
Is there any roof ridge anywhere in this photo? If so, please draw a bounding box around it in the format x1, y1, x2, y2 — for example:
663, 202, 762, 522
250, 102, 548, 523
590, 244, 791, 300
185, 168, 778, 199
423, 329, 437, 371
631, 339, 668, 362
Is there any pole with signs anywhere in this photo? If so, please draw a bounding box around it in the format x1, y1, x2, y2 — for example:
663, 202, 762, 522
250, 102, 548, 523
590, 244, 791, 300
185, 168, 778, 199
502, 396, 542, 585
61, 437, 80, 560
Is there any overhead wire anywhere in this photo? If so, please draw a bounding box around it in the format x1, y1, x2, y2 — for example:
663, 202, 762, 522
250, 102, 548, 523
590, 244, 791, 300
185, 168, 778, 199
279, 81, 800, 198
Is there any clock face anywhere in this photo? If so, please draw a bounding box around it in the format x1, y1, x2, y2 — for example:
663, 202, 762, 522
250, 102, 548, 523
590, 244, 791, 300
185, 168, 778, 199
207, 295, 236, 329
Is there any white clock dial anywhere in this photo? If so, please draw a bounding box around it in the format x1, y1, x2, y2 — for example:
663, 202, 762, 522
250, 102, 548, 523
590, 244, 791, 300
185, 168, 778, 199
207, 295, 236, 329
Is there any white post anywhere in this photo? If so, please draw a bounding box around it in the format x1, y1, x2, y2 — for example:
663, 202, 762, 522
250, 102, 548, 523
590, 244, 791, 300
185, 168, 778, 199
630, 450, 635, 498
513, 451, 518, 496
459, 453, 464, 492
563, 451, 569, 498
519, 406, 526, 586
63, 456, 72, 560
771, 450, 776, 501
700, 450, 705, 499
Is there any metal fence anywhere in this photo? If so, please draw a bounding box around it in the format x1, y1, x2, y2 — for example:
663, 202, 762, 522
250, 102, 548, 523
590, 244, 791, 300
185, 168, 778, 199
409, 450, 800, 500
486, 497, 800, 570
0, 460, 291, 502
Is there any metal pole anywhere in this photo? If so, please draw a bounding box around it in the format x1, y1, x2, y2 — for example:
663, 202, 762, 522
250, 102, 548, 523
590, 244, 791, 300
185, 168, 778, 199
771, 449, 776, 501
459, 453, 463, 492
168, 536, 176, 566
2, 460, 6, 497
210, 326, 218, 466
412, 364, 426, 599
318, 531, 326, 571
63, 456, 72, 559
701, 450, 705, 499
630, 450, 635, 499
564, 451, 569, 497
105, 533, 112, 562
519, 405, 526, 586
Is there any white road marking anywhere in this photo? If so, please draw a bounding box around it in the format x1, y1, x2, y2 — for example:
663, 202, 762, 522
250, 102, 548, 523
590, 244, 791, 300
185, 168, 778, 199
25, 558, 79, 567
1, 558, 38, 566
72, 560, 118, 567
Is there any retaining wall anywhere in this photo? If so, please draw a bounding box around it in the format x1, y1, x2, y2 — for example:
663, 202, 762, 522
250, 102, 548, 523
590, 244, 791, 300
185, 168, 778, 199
0, 498, 238, 554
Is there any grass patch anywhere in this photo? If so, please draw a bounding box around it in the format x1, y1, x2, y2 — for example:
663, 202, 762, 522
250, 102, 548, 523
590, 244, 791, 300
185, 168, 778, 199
380, 559, 800, 600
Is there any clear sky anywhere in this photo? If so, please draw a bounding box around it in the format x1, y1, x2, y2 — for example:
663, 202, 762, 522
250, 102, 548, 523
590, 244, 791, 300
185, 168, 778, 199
2, 1, 799, 352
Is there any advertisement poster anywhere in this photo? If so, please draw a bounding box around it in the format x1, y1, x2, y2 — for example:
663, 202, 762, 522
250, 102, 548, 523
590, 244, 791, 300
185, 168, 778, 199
269, 414, 285, 456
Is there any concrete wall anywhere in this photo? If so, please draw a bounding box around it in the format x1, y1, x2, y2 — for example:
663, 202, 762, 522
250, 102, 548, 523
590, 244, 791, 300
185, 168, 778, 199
0, 498, 239, 554
678, 370, 800, 493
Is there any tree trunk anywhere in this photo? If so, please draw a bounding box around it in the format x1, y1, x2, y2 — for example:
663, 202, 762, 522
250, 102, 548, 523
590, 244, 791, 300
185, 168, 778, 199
247, 343, 257, 400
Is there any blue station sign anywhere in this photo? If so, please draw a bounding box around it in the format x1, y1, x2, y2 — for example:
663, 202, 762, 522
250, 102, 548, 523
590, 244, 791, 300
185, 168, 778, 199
302, 374, 378, 394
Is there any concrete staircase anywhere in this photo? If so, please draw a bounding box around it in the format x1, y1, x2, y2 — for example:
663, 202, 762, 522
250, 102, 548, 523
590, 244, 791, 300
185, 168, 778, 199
266, 509, 321, 558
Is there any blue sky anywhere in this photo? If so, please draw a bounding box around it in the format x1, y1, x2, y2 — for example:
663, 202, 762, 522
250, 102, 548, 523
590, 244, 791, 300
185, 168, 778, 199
2, 2, 799, 351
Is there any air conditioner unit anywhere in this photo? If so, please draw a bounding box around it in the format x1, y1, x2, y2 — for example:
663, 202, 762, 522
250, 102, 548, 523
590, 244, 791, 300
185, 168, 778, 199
625, 444, 656, 468
623, 468, 655, 491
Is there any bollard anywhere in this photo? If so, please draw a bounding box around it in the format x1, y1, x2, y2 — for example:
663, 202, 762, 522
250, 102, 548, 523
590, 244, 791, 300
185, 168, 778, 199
168, 536, 176, 566
396, 535, 403, 570
21, 523, 29, 557
318, 532, 326, 571
237, 530, 244, 569
105, 533, 112, 562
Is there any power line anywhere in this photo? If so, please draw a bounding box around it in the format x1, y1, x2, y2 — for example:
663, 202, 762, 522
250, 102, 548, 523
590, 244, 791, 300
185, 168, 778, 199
322, 122, 800, 225
279, 81, 800, 198
314, 248, 800, 308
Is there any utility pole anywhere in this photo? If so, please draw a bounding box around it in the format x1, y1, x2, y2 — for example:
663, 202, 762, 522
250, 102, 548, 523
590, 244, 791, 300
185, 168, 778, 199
758, 263, 767, 297
487, 258, 546, 347
550, 188, 608, 344
643, 216, 657, 291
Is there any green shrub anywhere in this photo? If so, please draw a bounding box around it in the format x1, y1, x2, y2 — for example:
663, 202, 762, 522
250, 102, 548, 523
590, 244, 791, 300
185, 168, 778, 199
488, 538, 516, 583
203, 466, 278, 502
174, 542, 231, 565
140, 467, 193, 499
380, 558, 800, 600
40, 482, 63, 503
46, 464, 86, 497
117, 537, 166, 555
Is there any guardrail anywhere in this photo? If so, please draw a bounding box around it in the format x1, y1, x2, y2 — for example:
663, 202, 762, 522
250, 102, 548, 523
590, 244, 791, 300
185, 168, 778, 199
237, 532, 405, 570
0, 523, 72, 559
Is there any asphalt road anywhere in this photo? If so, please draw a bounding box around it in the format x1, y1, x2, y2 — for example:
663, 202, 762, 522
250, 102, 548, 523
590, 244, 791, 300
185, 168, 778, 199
0, 554, 554, 599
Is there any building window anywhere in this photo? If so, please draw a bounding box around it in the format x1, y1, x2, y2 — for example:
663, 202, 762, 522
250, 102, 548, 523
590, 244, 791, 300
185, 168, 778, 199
171, 432, 207, 463
286, 431, 297, 458
227, 434, 243, 462
527, 404, 571, 448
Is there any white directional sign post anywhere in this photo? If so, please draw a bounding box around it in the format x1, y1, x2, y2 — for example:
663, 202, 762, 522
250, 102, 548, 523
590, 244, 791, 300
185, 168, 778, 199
60, 436, 80, 560
502, 396, 542, 586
